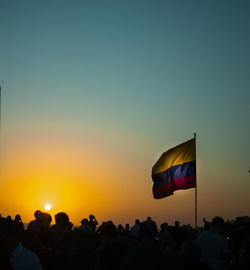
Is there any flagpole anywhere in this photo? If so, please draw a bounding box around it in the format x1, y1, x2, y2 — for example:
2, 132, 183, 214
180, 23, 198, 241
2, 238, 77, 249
0, 85, 2, 131
0, 86, 1, 127
194, 132, 197, 229
0, 86, 1, 136
0, 86, 1, 178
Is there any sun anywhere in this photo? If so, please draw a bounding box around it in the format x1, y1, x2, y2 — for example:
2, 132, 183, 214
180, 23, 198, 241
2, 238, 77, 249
44, 204, 52, 211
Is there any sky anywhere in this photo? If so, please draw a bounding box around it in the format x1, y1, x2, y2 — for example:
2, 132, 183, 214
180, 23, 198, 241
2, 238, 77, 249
0, 0, 250, 226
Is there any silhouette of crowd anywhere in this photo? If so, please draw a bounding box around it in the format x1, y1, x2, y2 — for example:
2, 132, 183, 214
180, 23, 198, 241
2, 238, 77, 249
0, 211, 250, 270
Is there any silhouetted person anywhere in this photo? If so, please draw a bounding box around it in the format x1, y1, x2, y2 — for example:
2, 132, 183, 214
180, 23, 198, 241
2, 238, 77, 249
27, 210, 42, 234
39, 212, 52, 230
196, 216, 228, 270
121, 224, 130, 237
0, 218, 43, 270
120, 220, 165, 270
175, 220, 180, 227
117, 224, 129, 238
51, 212, 71, 246
51, 212, 70, 233
79, 218, 93, 232
100, 222, 118, 241
117, 224, 124, 234
89, 214, 98, 232
96, 221, 132, 270
159, 222, 168, 235
50, 212, 72, 270
203, 217, 212, 231
14, 215, 24, 232
131, 219, 140, 237
96, 221, 106, 233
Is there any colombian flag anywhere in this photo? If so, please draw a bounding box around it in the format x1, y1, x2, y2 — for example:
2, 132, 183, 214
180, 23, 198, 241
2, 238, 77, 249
152, 138, 196, 199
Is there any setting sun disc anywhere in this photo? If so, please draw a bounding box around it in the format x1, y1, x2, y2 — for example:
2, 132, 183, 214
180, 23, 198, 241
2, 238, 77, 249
44, 204, 52, 211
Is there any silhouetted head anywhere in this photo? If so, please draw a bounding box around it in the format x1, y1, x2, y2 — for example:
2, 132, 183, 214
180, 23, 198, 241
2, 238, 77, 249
89, 214, 95, 220
125, 224, 130, 230
81, 218, 89, 225
107, 220, 114, 224
160, 222, 168, 233
117, 224, 124, 232
175, 221, 180, 227
100, 222, 117, 240
147, 216, 152, 221
55, 212, 69, 227
140, 220, 158, 240
34, 210, 41, 220
212, 216, 224, 226
14, 215, 22, 222
40, 212, 52, 229
135, 219, 140, 224
211, 216, 225, 233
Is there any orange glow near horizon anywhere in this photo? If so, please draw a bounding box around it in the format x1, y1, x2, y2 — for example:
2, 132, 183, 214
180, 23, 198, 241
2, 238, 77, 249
0, 133, 116, 224
0, 176, 109, 224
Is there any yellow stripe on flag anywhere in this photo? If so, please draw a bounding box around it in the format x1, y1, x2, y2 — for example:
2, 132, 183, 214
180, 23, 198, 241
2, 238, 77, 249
152, 138, 195, 174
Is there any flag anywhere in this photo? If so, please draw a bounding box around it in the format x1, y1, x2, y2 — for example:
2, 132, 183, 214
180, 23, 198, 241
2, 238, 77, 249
152, 138, 196, 199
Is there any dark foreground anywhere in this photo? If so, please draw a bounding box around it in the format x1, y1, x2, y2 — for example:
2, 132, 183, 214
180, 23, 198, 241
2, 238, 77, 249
0, 212, 249, 270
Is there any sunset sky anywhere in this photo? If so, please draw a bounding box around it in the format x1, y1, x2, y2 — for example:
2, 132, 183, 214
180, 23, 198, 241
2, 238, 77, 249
0, 0, 250, 226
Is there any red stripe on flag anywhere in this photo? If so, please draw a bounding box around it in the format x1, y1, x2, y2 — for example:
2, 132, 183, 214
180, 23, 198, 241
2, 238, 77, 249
153, 175, 196, 199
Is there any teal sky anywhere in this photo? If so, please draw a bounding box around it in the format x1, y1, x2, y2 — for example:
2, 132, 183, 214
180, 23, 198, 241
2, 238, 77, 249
0, 0, 250, 225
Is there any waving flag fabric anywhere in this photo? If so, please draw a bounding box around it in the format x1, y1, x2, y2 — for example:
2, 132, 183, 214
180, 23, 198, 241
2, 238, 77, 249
152, 138, 196, 199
